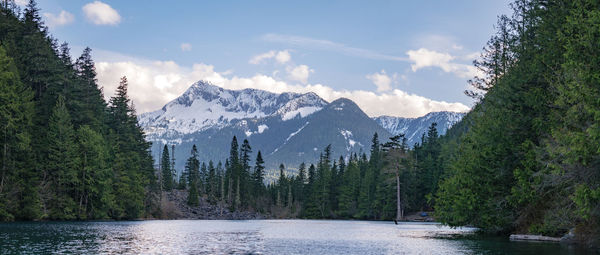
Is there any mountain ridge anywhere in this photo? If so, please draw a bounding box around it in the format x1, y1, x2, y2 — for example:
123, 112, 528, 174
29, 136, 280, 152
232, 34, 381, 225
139, 80, 465, 173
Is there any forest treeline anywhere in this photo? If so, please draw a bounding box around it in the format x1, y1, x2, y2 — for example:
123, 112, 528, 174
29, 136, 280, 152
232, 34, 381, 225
0, 1, 157, 220
166, 130, 442, 220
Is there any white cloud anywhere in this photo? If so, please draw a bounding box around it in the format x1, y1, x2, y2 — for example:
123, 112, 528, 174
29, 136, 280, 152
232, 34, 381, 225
275, 50, 291, 64
287, 65, 313, 84
82, 1, 121, 25
407, 48, 479, 78
250, 50, 291, 64
249, 51, 275, 64
14, 0, 27, 6
95, 52, 469, 117
366, 70, 394, 92
180, 43, 192, 52
43, 10, 74, 27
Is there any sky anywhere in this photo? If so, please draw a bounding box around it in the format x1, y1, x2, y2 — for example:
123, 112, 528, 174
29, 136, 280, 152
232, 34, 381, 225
28, 0, 513, 117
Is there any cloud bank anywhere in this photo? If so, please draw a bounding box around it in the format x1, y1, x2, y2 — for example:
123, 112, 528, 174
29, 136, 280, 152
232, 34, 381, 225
95, 54, 469, 118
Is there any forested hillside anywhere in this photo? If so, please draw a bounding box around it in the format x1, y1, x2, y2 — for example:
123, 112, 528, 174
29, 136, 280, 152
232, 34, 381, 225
433, 0, 599, 246
0, 1, 157, 220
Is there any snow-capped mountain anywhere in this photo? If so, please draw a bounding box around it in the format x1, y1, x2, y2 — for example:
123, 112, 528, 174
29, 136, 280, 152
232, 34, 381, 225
139, 80, 466, 175
373, 111, 465, 145
139, 81, 328, 140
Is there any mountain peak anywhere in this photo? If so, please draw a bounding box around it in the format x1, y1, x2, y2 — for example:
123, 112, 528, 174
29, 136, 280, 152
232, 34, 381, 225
326, 97, 361, 112
373, 111, 466, 145
140, 81, 329, 137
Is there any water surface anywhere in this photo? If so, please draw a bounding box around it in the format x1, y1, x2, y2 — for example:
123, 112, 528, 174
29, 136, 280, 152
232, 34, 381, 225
0, 220, 587, 254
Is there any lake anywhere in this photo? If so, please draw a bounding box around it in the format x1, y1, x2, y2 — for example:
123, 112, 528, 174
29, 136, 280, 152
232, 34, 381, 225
0, 220, 587, 254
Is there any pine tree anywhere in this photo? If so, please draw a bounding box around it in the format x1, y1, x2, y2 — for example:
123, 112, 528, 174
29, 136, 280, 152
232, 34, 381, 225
73, 47, 105, 131
303, 163, 318, 217
46, 95, 79, 219
185, 145, 200, 206
253, 151, 265, 198
199, 162, 207, 194
226, 136, 239, 206
207, 160, 216, 204
76, 125, 112, 219
160, 144, 173, 191
108, 77, 154, 219
338, 159, 360, 218
294, 163, 306, 205
239, 139, 252, 207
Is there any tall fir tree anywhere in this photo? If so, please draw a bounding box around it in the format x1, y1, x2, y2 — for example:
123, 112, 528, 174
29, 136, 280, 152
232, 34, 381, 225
160, 144, 173, 191
45, 95, 79, 220
185, 145, 200, 206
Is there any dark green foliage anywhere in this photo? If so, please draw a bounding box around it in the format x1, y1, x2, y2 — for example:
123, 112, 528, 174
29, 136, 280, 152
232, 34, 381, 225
76, 125, 112, 219
185, 145, 200, 206
432, 0, 600, 246
161, 145, 173, 191
46, 95, 79, 220
0, 1, 158, 221
252, 151, 265, 197
0, 45, 35, 221
108, 77, 156, 219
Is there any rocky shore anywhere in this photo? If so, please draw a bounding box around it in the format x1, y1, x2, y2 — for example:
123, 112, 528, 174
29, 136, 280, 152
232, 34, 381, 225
161, 190, 265, 220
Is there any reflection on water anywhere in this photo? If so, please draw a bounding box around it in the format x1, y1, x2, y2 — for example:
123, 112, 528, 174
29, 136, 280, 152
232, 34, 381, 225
0, 220, 588, 254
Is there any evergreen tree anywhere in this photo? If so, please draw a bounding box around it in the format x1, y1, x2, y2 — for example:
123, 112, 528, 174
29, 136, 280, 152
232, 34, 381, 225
76, 125, 112, 219
160, 144, 173, 191
207, 160, 217, 204
185, 145, 200, 206
294, 163, 306, 205
73, 47, 105, 131
45, 95, 79, 220
199, 162, 207, 194
239, 139, 252, 207
338, 159, 360, 218
108, 77, 154, 219
252, 151, 265, 197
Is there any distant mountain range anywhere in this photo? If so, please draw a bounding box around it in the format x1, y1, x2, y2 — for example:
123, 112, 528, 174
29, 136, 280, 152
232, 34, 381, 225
373, 111, 465, 145
139, 81, 465, 174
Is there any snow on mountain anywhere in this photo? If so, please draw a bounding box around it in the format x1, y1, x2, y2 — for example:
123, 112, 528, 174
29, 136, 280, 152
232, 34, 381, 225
139, 81, 328, 140
139, 80, 467, 174
373, 111, 466, 145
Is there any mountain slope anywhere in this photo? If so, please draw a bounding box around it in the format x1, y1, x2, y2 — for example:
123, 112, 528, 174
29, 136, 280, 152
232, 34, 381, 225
139, 80, 328, 140
264, 98, 392, 169
373, 111, 465, 145
140, 80, 463, 176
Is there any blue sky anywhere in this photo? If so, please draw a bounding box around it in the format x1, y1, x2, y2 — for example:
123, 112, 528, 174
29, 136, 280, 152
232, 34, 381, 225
32, 0, 512, 117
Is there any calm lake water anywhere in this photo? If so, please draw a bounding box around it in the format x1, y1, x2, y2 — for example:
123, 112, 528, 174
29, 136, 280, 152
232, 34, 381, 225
0, 220, 589, 254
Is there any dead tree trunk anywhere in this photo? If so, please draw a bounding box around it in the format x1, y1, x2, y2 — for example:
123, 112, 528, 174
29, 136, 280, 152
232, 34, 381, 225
396, 171, 403, 221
